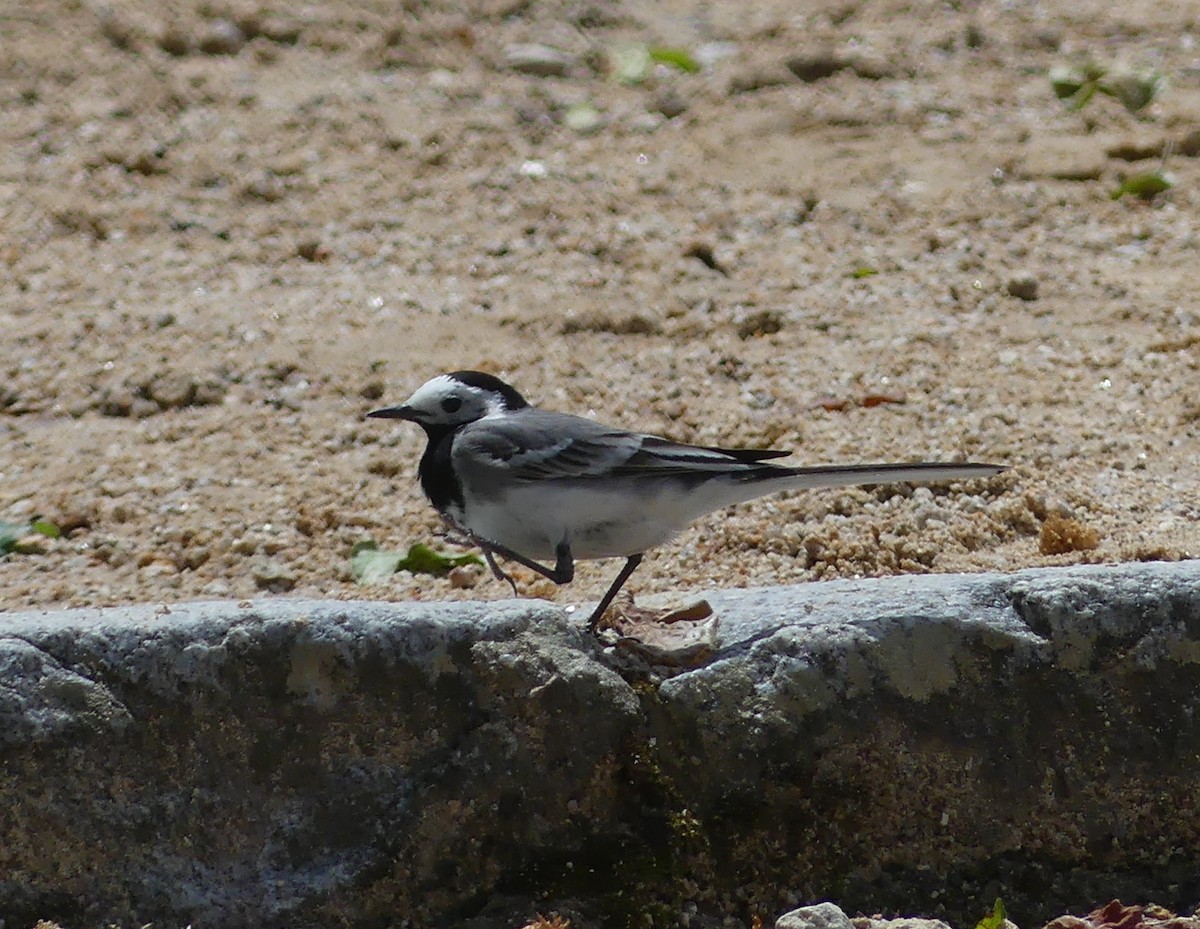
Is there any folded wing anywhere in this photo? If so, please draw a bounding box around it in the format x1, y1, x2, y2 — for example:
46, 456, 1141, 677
454, 411, 791, 483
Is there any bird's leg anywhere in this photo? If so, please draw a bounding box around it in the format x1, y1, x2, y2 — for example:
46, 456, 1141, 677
468, 532, 575, 585
437, 515, 475, 549
481, 547, 519, 596
585, 554, 645, 634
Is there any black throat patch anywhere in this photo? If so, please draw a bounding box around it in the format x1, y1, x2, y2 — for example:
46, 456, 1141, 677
416, 422, 465, 513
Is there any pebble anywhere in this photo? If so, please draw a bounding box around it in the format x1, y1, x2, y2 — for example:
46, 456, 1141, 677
199, 19, 246, 55
563, 102, 604, 134
1007, 272, 1039, 301
242, 172, 285, 202
145, 372, 227, 409
253, 560, 297, 592
1177, 128, 1200, 157
158, 27, 191, 56
785, 52, 846, 82
1022, 147, 1105, 181
1106, 137, 1164, 161
125, 144, 168, 176
296, 240, 332, 262
737, 310, 785, 340
147, 373, 197, 409
653, 91, 688, 119
100, 10, 139, 50
728, 68, 791, 95
847, 52, 895, 80
448, 566, 478, 589
13, 534, 52, 555
505, 43, 571, 77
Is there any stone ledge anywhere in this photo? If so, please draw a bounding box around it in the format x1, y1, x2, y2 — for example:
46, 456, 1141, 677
1, 560, 1198, 928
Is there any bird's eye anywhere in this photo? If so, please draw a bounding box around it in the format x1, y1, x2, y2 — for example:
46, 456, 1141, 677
441, 396, 463, 413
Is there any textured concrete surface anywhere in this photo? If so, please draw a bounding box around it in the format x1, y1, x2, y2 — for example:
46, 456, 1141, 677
2, 561, 1199, 928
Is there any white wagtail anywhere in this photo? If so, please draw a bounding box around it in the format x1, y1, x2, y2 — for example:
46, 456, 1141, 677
368, 371, 1006, 633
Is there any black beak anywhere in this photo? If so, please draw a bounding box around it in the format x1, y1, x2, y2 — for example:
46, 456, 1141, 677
367, 405, 418, 421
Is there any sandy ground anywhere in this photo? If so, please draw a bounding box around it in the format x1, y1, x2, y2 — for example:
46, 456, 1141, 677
2, 0, 1198, 616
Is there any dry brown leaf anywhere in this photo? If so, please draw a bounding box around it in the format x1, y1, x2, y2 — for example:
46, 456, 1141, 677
607, 595, 719, 666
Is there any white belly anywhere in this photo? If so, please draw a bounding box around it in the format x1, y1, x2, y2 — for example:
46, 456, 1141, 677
456, 482, 689, 561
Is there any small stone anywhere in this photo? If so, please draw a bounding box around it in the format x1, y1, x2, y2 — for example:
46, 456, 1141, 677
563, 102, 604, 134
695, 41, 738, 69
233, 11, 262, 39
1021, 145, 1105, 181
653, 91, 688, 119
777, 902, 855, 929
199, 19, 246, 55
130, 397, 159, 419
141, 560, 178, 578
98, 387, 135, 417
728, 69, 791, 95
448, 566, 478, 589
683, 240, 726, 274
785, 52, 847, 82
231, 536, 259, 556
126, 144, 168, 176
158, 26, 191, 56
192, 378, 228, 406
100, 10, 140, 50
1177, 128, 1200, 157
366, 456, 404, 478
505, 43, 571, 77
296, 240, 331, 262
13, 534, 52, 556
1007, 272, 1039, 301
847, 52, 894, 80
627, 111, 664, 134
1106, 137, 1164, 161
560, 311, 662, 336
253, 560, 297, 592
242, 172, 285, 202
737, 309, 785, 340
147, 373, 197, 409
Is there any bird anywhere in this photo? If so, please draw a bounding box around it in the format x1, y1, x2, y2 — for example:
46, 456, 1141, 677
368, 370, 1006, 633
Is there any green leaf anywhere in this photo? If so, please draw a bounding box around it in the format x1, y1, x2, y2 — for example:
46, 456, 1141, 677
1065, 81, 1099, 111
399, 543, 484, 576
975, 899, 1007, 929
648, 46, 701, 74
851, 266, 879, 279
1111, 171, 1174, 200
351, 539, 484, 584
30, 518, 61, 539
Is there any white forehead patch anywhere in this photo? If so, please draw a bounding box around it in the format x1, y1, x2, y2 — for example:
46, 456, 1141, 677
404, 374, 463, 409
